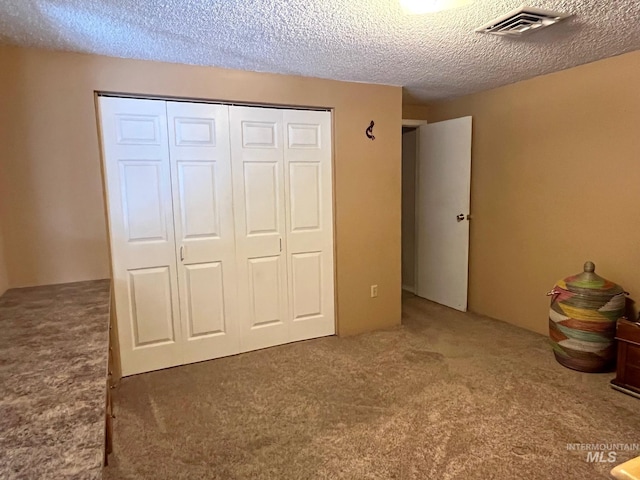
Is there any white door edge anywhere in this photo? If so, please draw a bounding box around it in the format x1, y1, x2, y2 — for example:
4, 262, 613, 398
402, 119, 428, 127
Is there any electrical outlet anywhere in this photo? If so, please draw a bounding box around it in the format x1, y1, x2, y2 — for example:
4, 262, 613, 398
371, 285, 378, 298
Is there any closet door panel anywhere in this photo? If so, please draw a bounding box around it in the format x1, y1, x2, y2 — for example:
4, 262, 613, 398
119, 161, 167, 245
167, 101, 240, 364
248, 256, 283, 327
176, 162, 220, 239
291, 252, 322, 319
289, 162, 321, 231
230, 106, 289, 352
284, 110, 335, 340
128, 267, 176, 346
99, 97, 183, 376
243, 162, 280, 235
183, 262, 226, 337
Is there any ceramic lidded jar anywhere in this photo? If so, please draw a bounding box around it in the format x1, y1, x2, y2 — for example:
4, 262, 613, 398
548, 261, 626, 372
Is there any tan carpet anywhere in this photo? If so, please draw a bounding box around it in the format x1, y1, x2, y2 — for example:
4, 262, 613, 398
104, 295, 640, 480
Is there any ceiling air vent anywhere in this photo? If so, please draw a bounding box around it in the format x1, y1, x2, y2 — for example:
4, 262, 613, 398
475, 6, 572, 36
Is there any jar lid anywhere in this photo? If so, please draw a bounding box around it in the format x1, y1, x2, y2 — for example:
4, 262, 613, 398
555, 261, 624, 297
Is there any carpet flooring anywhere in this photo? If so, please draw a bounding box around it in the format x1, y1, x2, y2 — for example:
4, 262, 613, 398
103, 295, 640, 480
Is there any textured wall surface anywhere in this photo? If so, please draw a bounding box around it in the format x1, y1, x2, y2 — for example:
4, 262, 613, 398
1, 0, 640, 102
0, 231, 8, 297
428, 49, 640, 335
0, 44, 402, 336
403, 104, 430, 120
0, 67, 12, 298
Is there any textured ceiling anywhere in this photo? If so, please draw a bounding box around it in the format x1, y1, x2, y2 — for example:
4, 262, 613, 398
1, 0, 639, 102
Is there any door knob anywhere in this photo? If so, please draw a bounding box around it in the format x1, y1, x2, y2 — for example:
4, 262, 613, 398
456, 214, 465, 222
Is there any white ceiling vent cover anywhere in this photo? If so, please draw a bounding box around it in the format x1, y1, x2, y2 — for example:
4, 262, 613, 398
475, 6, 572, 36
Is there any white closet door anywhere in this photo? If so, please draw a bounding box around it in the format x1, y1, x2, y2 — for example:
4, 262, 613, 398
283, 110, 335, 340
166, 101, 240, 364
98, 97, 183, 376
229, 106, 290, 352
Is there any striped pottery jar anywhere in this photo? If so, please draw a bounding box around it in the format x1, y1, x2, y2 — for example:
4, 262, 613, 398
548, 261, 626, 373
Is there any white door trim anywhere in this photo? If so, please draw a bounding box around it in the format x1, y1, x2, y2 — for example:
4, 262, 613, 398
402, 119, 428, 127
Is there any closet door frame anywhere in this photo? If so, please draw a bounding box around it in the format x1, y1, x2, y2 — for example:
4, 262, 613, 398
97, 93, 337, 376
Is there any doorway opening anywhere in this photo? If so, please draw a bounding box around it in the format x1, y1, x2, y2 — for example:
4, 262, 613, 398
401, 125, 419, 295
400, 117, 473, 312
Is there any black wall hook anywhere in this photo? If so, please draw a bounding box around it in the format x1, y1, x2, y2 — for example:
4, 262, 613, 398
365, 121, 375, 140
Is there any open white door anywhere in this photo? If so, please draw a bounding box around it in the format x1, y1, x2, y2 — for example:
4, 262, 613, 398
415, 117, 472, 311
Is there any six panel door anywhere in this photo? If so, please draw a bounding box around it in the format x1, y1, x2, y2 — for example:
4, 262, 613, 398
283, 110, 335, 341
166, 101, 240, 364
229, 106, 290, 352
99, 97, 183, 376
100, 98, 335, 375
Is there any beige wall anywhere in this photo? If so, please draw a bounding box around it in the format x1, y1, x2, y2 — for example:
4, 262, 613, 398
428, 50, 640, 335
403, 104, 429, 120
0, 230, 8, 297
0, 45, 402, 336
0, 103, 8, 297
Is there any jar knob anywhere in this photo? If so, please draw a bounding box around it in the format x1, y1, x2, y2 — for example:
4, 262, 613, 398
584, 261, 595, 273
